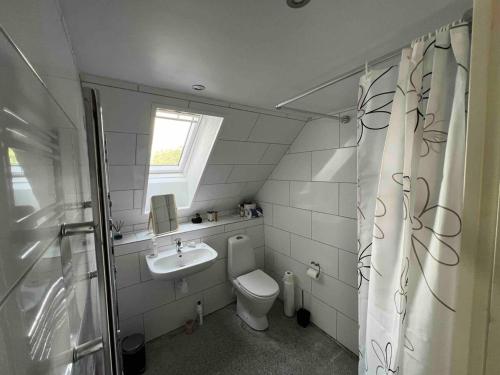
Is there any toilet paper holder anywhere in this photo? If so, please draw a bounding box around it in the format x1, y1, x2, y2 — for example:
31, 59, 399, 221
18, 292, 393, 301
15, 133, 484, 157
310, 261, 321, 276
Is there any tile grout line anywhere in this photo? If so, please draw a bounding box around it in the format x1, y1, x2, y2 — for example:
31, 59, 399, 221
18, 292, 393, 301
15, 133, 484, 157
268, 179, 356, 185
260, 201, 357, 221
266, 222, 356, 254
257, 143, 272, 164
245, 113, 261, 142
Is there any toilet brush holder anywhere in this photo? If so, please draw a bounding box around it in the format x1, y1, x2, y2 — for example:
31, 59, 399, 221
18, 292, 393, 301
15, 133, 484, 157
296, 290, 310, 328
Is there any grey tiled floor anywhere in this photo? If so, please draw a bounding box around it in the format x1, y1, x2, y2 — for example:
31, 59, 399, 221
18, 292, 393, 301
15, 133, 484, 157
143, 301, 357, 375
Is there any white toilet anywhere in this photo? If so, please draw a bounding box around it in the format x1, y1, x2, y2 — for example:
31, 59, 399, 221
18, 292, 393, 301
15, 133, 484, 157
228, 234, 279, 330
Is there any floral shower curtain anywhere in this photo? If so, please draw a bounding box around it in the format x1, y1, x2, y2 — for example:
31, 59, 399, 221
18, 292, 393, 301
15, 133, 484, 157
357, 21, 470, 374
357, 64, 398, 370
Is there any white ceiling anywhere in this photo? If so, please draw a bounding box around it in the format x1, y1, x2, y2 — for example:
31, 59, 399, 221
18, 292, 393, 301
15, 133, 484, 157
61, 0, 471, 113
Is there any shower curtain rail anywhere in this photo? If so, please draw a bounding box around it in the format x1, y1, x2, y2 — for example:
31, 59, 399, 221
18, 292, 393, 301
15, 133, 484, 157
280, 106, 352, 123
276, 48, 402, 111
276, 9, 473, 112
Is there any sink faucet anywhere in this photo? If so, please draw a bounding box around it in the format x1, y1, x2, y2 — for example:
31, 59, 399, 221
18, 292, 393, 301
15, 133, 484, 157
175, 238, 183, 256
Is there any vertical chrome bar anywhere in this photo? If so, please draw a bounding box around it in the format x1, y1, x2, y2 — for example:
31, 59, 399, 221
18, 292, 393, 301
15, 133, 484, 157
83, 87, 122, 375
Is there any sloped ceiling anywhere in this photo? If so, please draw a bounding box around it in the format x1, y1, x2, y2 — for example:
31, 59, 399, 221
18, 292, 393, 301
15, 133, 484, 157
61, 0, 471, 113
83, 76, 307, 228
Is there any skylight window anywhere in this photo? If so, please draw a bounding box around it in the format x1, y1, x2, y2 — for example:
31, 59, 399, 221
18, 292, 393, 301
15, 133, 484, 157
144, 106, 224, 212
149, 108, 200, 174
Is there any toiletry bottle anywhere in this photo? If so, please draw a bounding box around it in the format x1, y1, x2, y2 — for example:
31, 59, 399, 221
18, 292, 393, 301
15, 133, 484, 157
152, 236, 158, 257
196, 300, 203, 326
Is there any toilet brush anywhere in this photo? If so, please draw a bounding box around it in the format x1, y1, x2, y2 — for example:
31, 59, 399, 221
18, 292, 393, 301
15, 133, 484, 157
296, 290, 310, 327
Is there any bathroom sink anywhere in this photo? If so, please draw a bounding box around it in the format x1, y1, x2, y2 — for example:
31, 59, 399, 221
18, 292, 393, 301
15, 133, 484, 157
146, 242, 218, 281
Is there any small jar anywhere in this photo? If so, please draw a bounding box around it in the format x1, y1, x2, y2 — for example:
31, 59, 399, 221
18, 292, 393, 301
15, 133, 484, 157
207, 211, 215, 222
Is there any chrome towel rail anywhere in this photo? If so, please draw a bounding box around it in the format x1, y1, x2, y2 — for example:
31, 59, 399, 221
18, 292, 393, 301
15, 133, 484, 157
73, 337, 104, 363
60, 221, 95, 237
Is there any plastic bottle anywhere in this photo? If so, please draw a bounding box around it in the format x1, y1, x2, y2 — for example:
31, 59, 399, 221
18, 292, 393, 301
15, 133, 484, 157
151, 236, 158, 257
196, 300, 203, 325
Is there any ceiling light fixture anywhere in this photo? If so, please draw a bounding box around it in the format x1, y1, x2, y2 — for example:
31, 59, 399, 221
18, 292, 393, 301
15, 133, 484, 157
192, 84, 206, 91
286, 0, 310, 9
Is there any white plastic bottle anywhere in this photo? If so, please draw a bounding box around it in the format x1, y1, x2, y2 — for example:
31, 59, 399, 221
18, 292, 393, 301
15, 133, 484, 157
151, 235, 158, 257
196, 300, 203, 325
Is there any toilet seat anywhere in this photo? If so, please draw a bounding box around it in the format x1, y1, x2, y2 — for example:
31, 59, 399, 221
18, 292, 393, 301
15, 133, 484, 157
235, 269, 279, 299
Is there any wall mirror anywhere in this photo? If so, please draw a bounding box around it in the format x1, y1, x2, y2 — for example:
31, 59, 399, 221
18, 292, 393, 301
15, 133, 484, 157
149, 194, 178, 235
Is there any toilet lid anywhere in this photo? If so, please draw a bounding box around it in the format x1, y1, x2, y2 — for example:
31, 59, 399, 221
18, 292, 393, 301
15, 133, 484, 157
236, 269, 279, 298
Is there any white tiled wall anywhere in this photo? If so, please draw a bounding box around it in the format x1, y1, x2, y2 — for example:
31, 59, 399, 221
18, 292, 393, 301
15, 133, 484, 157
114, 217, 264, 342
311, 148, 357, 183
256, 111, 359, 354
82, 76, 307, 232
271, 152, 311, 181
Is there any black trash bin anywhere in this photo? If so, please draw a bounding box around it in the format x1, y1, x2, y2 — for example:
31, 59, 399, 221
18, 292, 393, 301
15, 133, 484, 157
122, 333, 146, 374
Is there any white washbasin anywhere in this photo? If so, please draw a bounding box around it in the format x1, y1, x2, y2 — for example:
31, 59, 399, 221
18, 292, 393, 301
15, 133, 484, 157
146, 242, 218, 280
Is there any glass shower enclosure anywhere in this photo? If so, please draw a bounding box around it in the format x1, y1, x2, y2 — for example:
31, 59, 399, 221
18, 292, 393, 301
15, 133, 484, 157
0, 25, 120, 375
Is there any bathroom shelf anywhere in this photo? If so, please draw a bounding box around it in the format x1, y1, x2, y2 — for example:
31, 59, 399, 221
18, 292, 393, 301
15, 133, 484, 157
113, 215, 263, 247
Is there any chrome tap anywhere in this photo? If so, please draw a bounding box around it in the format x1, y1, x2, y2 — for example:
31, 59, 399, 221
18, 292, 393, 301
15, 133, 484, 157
175, 238, 183, 255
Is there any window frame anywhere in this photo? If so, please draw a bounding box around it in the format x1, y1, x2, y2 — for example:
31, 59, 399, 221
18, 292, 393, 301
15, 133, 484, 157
148, 106, 201, 177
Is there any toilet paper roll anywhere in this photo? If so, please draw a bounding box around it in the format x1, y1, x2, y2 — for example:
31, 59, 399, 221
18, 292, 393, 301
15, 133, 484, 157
283, 271, 295, 317
306, 267, 320, 280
